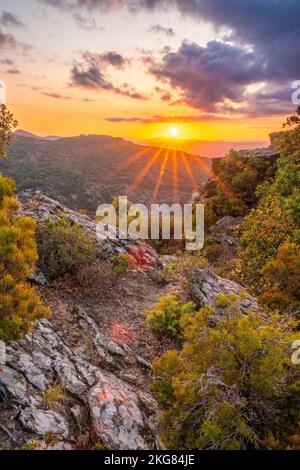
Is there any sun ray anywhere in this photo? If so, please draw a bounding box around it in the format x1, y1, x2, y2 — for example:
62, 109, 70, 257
181, 143, 244, 207
151, 148, 170, 202
172, 144, 180, 201
127, 146, 164, 197
112, 145, 152, 176
180, 150, 198, 191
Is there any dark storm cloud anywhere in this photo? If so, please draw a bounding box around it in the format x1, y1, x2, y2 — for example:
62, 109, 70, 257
148, 33, 300, 115
148, 24, 174, 37
150, 40, 268, 112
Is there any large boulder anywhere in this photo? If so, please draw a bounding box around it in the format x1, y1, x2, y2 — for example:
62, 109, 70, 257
0, 305, 158, 449
209, 216, 243, 254
189, 268, 258, 317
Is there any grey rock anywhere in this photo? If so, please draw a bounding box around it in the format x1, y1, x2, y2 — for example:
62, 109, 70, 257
88, 371, 157, 450
28, 270, 48, 286
19, 408, 69, 438
0, 366, 28, 405
189, 269, 258, 318
209, 216, 243, 254
1, 303, 158, 449
21, 191, 158, 271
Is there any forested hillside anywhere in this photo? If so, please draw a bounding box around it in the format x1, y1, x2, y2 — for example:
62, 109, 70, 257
0, 134, 210, 212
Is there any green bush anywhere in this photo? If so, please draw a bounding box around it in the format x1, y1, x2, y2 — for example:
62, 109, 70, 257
239, 148, 300, 300
152, 296, 300, 449
0, 177, 51, 339
202, 149, 278, 227
36, 219, 98, 279
145, 294, 195, 339
0, 107, 50, 340
112, 253, 129, 274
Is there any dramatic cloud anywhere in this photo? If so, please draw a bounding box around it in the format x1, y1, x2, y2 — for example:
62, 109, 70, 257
149, 39, 297, 116
150, 41, 267, 111
148, 24, 174, 37
40, 0, 300, 115
0, 10, 23, 28
0, 58, 14, 65
70, 51, 145, 100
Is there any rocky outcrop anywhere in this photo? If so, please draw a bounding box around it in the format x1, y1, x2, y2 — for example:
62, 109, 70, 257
0, 305, 158, 450
238, 147, 280, 159
21, 191, 159, 273
189, 269, 258, 317
209, 216, 243, 254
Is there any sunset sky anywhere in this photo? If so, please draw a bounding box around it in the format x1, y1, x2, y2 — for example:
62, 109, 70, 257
0, 0, 299, 143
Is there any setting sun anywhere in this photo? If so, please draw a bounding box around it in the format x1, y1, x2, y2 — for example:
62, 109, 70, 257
170, 127, 179, 138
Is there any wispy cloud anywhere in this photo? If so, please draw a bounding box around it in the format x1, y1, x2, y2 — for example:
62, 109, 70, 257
28, 85, 95, 102
73, 12, 101, 30
106, 113, 234, 123
6, 67, 21, 74
148, 24, 174, 37
70, 50, 146, 100
0, 10, 23, 28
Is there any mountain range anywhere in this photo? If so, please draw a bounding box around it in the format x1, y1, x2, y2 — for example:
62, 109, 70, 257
1, 132, 212, 212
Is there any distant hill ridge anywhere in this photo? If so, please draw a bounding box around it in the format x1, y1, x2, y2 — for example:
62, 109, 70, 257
2, 133, 211, 212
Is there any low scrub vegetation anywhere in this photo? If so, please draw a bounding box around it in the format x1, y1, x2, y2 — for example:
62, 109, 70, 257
36, 219, 98, 280
146, 294, 195, 339
0, 107, 50, 340
152, 295, 300, 450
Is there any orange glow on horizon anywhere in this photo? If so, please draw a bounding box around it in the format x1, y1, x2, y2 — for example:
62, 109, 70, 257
7, 80, 286, 144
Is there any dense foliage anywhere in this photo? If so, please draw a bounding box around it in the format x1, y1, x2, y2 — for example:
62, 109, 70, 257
0, 105, 17, 158
0, 107, 50, 339
146, 294, 195, 338
240, 129, 300, 305
152, 296, 300, 449
203, 149, 278, 227
152, 111, 300, 451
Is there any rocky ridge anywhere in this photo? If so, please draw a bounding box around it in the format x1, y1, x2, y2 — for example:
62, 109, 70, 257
21, 191, 159, 273
0, 192, 261, 450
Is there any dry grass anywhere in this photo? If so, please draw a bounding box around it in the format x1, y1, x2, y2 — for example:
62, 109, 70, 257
42, 383, 69, 410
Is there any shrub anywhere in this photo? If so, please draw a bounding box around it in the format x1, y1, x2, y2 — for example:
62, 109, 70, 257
239, 146, 300, 303
262, 241, 300, 303
215, 293, 229, 308
0, 104, 18, 158
36, 219, 98, 279
145, 294, 195, 339
75, 259, 117, 291
202, 149, 278, 228
152, 298, 300, 450
239, 193, 295, 292
112, 253, 129, 274
0, 177, 51, 340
